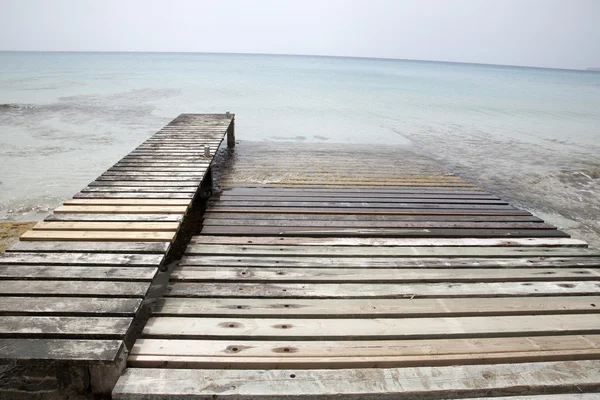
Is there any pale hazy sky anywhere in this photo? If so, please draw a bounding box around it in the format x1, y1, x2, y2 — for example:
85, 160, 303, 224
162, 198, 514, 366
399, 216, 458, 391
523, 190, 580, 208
1, 0, 599, 69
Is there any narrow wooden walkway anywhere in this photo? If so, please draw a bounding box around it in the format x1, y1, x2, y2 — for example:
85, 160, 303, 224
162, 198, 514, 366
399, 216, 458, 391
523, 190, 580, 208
0, 113, 234, 396
114, 143, 600, 399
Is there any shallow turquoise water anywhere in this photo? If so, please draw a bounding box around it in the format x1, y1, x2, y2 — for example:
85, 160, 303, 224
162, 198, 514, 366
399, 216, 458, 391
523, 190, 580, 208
0, 52, 599, 237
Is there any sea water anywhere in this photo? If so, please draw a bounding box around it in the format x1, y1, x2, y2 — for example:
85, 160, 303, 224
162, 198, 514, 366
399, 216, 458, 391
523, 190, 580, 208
0, 52, 599, 244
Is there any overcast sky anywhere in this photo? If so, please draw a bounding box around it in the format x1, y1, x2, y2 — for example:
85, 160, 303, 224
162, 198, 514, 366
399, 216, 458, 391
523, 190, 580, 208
1, 0, 599, 69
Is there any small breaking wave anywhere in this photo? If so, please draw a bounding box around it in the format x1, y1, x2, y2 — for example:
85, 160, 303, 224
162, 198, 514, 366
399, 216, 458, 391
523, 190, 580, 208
0, 103, 37, 110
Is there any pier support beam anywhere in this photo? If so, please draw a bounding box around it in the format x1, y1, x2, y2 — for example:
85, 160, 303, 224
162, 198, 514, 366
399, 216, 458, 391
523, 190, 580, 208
226, 112, 235, 148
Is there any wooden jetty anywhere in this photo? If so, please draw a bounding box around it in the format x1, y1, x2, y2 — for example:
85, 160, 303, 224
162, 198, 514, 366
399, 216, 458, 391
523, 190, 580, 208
0, 114, 234, 397
112, 142, 600, 399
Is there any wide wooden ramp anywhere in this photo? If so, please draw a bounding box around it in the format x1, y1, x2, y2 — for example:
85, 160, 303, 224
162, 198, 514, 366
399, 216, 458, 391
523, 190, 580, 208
114, 143, 600, 399
0, 114, 234, 396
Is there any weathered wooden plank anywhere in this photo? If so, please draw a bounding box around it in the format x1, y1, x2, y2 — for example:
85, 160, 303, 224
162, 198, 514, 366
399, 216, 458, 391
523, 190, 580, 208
223, 187, 489, 195
109, 167, 208, 173
185, 245, 593, 258
88, 181, 200, 187
96, 176, 202, 182
54, 205, 187, 214
206, 207, 532, 216
209, 201, 515, 209
33, 221, 180, 232
165, 281, 600, 298
180, 255, 600, 269
219, 190, 499, 199
128, 335, 600, 368
143, 314, 600, 339
0, 297, 142, 316
20, 230, 176, 242
75, 192, 195, 199
112, 361, 600, 399
153, 296, 600, 318
45, 213, 183, 222
7, 241, 169, 253
170, 266, 600, 283
214, 195, 507, 204
200, 226, 568, 238
203, 212, 542, 222
0, 280, 150, 297
0, 265, 157, 281
0, 339, 124, 363
0, 252, 164, 266
102, 171, 205, 177
191, 236, 587, 247
64, 199, 191, 206
0, 316, 132, 338
202, 219, 554, 229
82, 186, 197, 193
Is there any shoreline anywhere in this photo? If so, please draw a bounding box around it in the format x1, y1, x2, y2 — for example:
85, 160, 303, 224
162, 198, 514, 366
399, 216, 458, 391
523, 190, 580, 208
0, 221, 36, 252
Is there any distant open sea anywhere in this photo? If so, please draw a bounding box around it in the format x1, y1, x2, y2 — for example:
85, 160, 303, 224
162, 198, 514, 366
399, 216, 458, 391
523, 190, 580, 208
1, 52, 599, 245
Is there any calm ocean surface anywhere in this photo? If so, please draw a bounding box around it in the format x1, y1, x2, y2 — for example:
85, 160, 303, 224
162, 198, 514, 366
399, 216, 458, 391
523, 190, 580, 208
1, 52, 599, 244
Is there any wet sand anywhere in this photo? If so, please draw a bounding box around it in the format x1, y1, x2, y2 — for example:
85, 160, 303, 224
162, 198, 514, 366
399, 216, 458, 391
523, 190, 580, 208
0, 222, 36, 252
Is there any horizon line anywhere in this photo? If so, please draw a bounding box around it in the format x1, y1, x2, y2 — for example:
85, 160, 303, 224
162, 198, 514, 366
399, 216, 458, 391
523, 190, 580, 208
0, 49, 595, 73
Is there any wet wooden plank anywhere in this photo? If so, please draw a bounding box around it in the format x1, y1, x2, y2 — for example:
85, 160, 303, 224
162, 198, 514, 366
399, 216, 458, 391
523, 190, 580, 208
112, 360, 600, 399
180, 255, 600, 269
153, 296, 600, 318
204, 212, 543, 222
184, 245, 594, 258
8, 241, 169, 253
0, 252, 164, 266
200, 226, 568, 238
213, 195, 508, 204
0, 316, 132, 338
0, 265, 157, 281
170, 266, 600, 283
143, 314, 600, 340
0, 339, 124, 363
53, 205, 188, 214
20, 230, 176, 242
129, 335, 600, 368
202, 219, 554, 229
222, 187, 489, 195
0, 280, 150, 297
33, 221, 180, 231
45, 213, 183, 222
165, 281, 600, 298
0, 297, 142, 316
208, 201, 515, 209
206, 207, 532, 216
191, 236, 587, 247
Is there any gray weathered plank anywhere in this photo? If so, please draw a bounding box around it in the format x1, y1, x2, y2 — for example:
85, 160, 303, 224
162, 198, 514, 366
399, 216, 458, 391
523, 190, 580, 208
0, 252, 164, 266
0, 280, 150, 297
0, 339, 124, 363
184, 245, 594, 258
7, 241, 170, 253
0, 265, 157, 281
0, 316, 132, 338
180, 255, 600, 269
0, 297, 142, 316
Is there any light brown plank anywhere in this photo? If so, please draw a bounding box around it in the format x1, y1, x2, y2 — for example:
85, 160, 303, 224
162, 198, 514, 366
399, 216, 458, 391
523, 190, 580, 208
53, 205, 188, 214
63, 199, 191, 206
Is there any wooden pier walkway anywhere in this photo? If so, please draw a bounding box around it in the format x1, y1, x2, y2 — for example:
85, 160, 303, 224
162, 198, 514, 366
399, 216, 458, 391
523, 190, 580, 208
113, 143, 600, 399
0, 114, 234, 396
